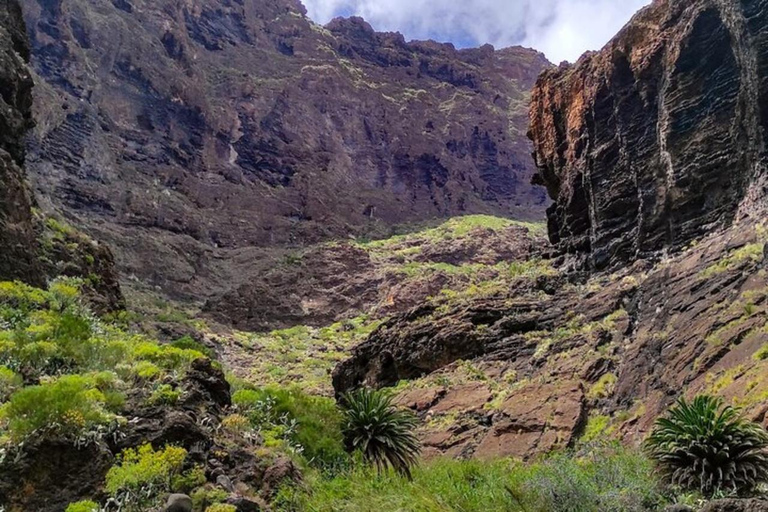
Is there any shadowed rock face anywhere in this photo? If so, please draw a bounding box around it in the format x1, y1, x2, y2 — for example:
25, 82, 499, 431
20, 0, 551, 299
529, 0, 768, 271
0, 0, 122, 310
0, 0, 38, 283
334, 0, 768, 460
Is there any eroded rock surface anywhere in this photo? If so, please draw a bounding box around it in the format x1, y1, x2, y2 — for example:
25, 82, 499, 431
529, 0, 768, 271
21, 0, 551, 300
0, 0, 122, 310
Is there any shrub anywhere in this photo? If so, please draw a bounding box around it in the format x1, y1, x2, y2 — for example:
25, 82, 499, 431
105, 444, 187, 510
0, 366, 22, 401
147, 384, 181, 405
171, 335, 214, 359
514, 444, 664, 511
206, 505, 237, 512
0, 374, 113, 441
340, 388, 420, 479
234, 386, 347, 470
645, 395, 768, 496
65, 500, 100, 512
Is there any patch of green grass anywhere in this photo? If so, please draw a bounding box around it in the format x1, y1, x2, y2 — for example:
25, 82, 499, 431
701, 243, 764, 277
754, 344, 768, 361
233, 385, 347, 471
234, 316, 382, 394
275, 444, 665, 512
587, 373, 617, 401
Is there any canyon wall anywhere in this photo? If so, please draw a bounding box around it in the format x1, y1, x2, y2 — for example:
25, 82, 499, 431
21, 0, 551, 299
529, 0, 768, 270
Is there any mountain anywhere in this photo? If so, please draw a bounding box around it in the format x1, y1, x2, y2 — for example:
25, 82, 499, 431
0, 0, 121, 310
20, 0, 551, 300
334, 0, 768, 460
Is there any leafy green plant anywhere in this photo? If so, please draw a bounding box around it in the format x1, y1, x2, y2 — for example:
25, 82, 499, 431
106, 444, 187, 511
65, 500, 100, 512
233, 386, 347, 470
340, 388, 420, 478
645, 395, 768, 496
0, 374, 115, 441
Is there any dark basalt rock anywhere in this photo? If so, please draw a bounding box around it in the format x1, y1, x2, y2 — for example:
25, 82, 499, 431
529, 0, 768, 271
0, 0, 123, 310
19, 0, 551, 300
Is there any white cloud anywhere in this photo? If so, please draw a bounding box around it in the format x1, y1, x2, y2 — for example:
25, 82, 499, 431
302, 0, 651, 63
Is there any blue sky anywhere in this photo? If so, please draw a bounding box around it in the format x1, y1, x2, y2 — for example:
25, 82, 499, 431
302, 0, 651, 63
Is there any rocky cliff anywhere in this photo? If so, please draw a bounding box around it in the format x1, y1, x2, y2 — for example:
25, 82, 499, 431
334, 0, 768, 460
20, 0, 550, 300
529, 0, 768, 270
0, 0, 122, 310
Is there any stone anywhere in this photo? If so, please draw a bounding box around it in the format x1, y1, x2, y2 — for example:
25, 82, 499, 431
164, 494, 193, 512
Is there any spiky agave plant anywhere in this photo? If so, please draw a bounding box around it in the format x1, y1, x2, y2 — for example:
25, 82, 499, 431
645, 395, 768, 496
340, 387, 420, 479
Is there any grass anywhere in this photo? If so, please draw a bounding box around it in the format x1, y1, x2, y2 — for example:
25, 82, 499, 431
233, 315, 383, 394
275, 444, 666, 512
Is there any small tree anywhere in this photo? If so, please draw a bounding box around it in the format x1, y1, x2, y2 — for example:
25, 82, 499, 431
645, 395, 768, 496
340, 388, 420, 479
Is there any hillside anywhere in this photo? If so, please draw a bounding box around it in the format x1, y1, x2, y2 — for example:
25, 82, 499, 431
20, 0, 551, 301
2, 0, 768, 510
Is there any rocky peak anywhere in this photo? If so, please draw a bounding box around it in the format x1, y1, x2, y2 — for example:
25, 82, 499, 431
529, 0, 768, 271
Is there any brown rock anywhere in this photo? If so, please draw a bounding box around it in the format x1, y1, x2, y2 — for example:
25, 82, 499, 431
21, 0, 552, 302
529, 0, 768, 271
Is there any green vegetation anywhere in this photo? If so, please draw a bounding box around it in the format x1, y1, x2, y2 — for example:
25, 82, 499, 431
233, 316, 382, 394
105, 444, 188, 510
65, 501, 100, 512
701, 242, 764, 277
232, 385, 347, 471
645, 395, 768, 497
276, 444, 665, 511
340, 388, 420, 479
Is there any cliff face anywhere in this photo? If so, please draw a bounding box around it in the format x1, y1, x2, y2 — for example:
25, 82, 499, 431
0, 0, 122, 310
20, 0, 551, 299
529, 0, 768, 270
0, 0, 38, 283
334, 0, 768, 460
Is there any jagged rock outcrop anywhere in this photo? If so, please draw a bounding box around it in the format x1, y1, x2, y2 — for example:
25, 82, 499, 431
20, 0, 551, 300
529, 0, 768, 270
0, 0, 122, 310
334, 0, 768, 459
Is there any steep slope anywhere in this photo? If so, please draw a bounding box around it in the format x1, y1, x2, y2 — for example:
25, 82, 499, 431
529, 0, 768, 271
0, 0, 121, 310
334, 0, 768, 460
20, 0, 550, 300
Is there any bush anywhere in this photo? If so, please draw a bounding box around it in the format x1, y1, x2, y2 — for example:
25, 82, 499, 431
514, 444, 664, 511
65, 500, 100, 512
233, 386, 347, 470
0, 365, 22, 401
105, 444, 187, 510
645, 395, 768, 496
171, 335, 214, 359
0, 374, 114, 441
340, 388, 420, 479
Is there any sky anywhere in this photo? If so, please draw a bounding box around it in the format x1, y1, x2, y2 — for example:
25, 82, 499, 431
302, 0, 652, 63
